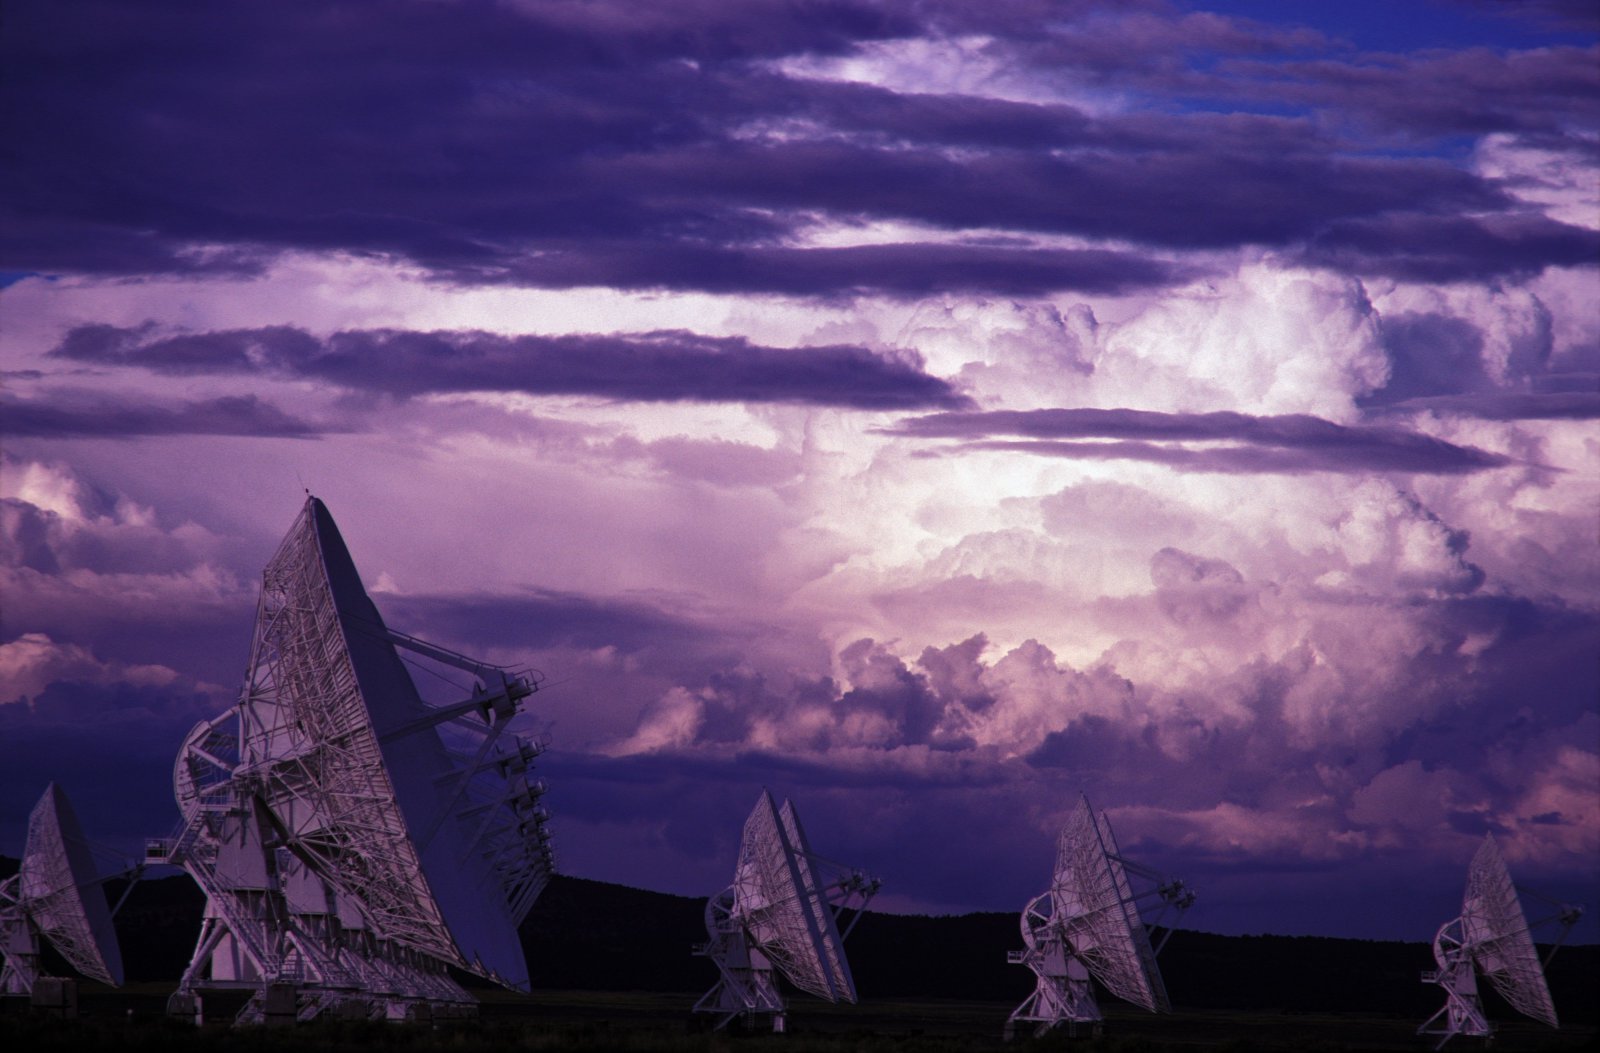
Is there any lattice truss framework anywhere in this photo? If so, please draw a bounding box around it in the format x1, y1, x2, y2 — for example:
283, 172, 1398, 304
1008, 796, 1193, 1038
694, 792, 878, 1031
0, 785, 124, 996
1419, 835, 1573, 1050
164, 499, 555, 1024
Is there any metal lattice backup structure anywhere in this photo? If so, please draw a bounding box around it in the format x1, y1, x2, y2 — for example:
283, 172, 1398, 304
1418, 834, 1582, 1049
0, 784, 129, 1002
152, 496, 556, 1025
1006, 794, 1194, 1039
694, 790, 880, 1032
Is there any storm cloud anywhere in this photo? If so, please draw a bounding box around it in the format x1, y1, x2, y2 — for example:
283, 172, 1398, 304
3, 0, 1595, 294
2, 0, 1595, 942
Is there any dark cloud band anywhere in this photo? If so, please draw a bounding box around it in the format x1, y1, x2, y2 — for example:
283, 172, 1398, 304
50, 324, 971, 410
887, 407, 1517, 474
2, 0, 1593, 291
0, 392, 326, 439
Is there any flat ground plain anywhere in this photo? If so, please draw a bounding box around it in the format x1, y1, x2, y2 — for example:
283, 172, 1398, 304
3, 870, 1592, 1051
2, 984, 1595, 1052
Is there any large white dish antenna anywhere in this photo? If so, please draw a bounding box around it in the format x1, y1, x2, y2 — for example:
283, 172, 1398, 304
694, 791, 878, 1031
0, 783, 124, 995
1007, 795, 1193, 1038
1056, 800, 1168, 1012
1418, 834, 1579, 1049
1461, 835, 1557, 1026
161, 496, 556, 1024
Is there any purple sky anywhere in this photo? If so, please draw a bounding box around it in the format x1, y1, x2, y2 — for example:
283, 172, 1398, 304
2, 0, 1596, 944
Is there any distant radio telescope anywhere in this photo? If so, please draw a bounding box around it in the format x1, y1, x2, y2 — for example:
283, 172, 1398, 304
0, 784, 128, 999
1418, 834, 1582, 1049
693, 790, 880, 1032
1006, 794, 1194, 1039
152, 496, 555, 1024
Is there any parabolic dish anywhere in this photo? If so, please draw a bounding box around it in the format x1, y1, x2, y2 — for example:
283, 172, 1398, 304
18, 783, 123, 986
1052, 797, 1168, 1013
778, 798, 854, 999
733, 791, 856, 1003
1460, 835, 1557, 1028
247, 498, 531, 987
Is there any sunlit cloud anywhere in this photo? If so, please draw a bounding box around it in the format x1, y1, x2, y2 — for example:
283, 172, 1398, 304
1, 0, 1594, 942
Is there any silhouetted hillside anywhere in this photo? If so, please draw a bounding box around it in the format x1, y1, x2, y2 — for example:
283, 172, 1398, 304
843, 908, 1031, 1001
101, 868, 207, 982
515, 875, 1597, 1022
3, 856, 1594, 1024
519, 874, 712, 992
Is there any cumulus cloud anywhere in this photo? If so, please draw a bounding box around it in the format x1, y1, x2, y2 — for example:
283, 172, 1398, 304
888, 269, 1392, 429
0, 630, 230, 853
3, 633, 162, 703
2, 0, 1595, 938
592, 580, 1597, 921
1348, 760, 1460, 836
0, 632, 223, 714
1, 456, 255, 683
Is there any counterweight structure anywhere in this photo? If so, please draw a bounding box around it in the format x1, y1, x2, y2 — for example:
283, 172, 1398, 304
1007, 795, 1193, 1039
157, 497, 555, 1024
1418, 834, 1580, 1049
694, 791, 879, 1032
0, 784, 126, 997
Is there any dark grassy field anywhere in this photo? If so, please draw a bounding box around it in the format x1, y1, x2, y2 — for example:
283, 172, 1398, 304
1, 861, 1594, 1050
3, 984, 1596, 1052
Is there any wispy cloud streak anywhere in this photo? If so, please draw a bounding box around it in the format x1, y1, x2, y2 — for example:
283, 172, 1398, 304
0, 392, 327, 439
51, 325, 971, 409
2, 0, 1596, 938
887, 408, 1517, 474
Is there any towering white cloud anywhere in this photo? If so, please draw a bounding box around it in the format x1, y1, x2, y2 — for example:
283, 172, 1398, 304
1, 0, 1594, 937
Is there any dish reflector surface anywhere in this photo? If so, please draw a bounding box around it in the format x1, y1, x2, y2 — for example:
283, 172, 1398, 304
1052, 798, 1167, 1012
734, 792, 856, 1002
235, 498, 533, 985
1460, 836, 1557, 1028
19, 784, 123, 986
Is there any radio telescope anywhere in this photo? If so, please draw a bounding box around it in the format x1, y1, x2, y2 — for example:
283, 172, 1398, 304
694, 791, 880, 1032
154, 496, 556, 1024
1006, 795, 1194, 1039
1418, 834, 1582, 1049
0, 783, 127, 998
